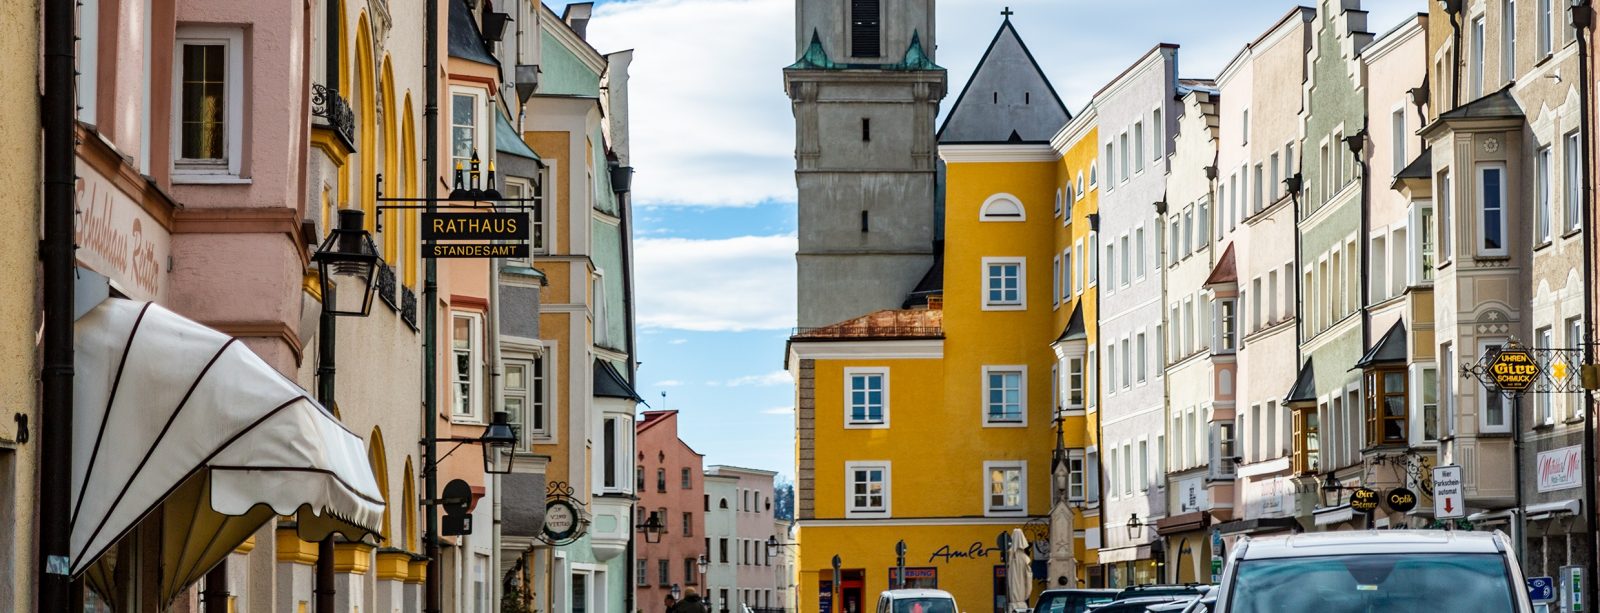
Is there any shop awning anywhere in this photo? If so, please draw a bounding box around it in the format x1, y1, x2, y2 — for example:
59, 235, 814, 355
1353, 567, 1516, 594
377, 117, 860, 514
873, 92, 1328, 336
71, 299, 385, 606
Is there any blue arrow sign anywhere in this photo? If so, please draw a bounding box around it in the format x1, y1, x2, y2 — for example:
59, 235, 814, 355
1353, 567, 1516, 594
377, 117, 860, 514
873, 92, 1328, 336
1528, 576, 1555, 602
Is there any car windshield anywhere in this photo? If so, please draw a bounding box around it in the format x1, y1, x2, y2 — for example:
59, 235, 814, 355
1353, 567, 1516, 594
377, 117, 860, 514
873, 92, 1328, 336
1037, 593, 1116, 613
1228, 552, 1517, 613
893, 598, 956, 613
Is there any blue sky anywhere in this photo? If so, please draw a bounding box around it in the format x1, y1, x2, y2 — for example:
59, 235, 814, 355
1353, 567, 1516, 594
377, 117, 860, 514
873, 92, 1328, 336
553, 0, 1423, 478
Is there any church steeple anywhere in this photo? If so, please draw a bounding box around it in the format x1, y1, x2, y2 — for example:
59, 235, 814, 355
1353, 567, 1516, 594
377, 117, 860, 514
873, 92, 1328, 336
937, 14, 1070, 144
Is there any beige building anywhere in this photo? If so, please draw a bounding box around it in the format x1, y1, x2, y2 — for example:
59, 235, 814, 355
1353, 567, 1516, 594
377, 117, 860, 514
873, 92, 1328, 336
0, 0, 38, 606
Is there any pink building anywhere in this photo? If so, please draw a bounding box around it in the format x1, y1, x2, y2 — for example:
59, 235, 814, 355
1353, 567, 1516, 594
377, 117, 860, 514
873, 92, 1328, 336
706, 465, 782, 613
637, 411, 708, 613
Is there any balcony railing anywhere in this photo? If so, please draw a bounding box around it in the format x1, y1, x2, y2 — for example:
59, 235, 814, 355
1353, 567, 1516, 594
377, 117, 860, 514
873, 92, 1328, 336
376, 263, 398, 312
401, 285, 418, 330
311, 83, 356, 150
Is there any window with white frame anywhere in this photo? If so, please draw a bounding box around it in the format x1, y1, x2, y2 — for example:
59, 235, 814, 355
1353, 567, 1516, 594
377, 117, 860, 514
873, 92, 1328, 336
1152, 108, 1164, 159
1122, 442, 1133, 495
1077, 172, 1086, 198
1253, 164, 1265, 215
1067, 450, 1085, 501
601, 415, 633, 493
1570, 318, 1585, 419
1417, 365, 1439, 443
982, 258, 1026, 309
1089, 162, 1098, 187
1104, 144, 1115, 190
594, 272, 614, 348
1537, 146, 1553, 244
1503, 0, 1518, 83
1052, 256, 1061, 307
1086, 348, 1098, 408
452, 312, 483, 420
1074, 242, 1084, 295
1536, 327, 1555, 425
1063, 249, 1073, 299
504, 356, 551, 443
1211, 421, 1236, 478
1107, 343, 1118, 396
173, 27, 245, 178
983, 366, 1026, 425
1411, 203, 1436, 284
1216, 299, 1237, 353
1105, 242, 1117, 290
1066, 356, 1084, 410
1441, 342, 1457, 438
845, 462, 889, 517
1120, 131, 1131, 182
1439, 168, 1454, 262
1198, 198, 1211, 248
1108, 447, 1118, 499
1538, 0, 1554, 57
451, 87, 487, 171
984, 461, 1026, 515
1391, 108, 1408, 176
979, 194, 1026, 221
844, 367, 888, 427
1119, 235, 1131, 288
1566, 131, 1582, 232
1135, 333, 1147, 383
1135, 226, 1147, 279
1471, 16, 1486, 99
1088, 232, 1099, 285
1137, 439, 1149, 491
1120, 338, 1132, 390
1478, 163, 1508, 256
1134, 122, 1146, 173
1480, 340, 1509, 433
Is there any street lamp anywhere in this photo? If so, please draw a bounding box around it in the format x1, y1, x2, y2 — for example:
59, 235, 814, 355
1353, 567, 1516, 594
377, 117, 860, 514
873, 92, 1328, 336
1321, 473, 1352, 507
671, 583, 682, 601
432, 410, 520, 475
1126, 513, 1145, 541
313, 209, 382, 317
698, 554, 709, 576
637, 510, 664, 544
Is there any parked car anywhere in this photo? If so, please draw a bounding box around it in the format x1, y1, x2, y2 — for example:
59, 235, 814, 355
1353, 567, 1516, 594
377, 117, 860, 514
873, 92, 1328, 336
1214, 530, 1533, 613
1086, 586, 1209, 613
875, 589, 959, 613
1033, 588, 1119, 613
1144, 586, 1215, 612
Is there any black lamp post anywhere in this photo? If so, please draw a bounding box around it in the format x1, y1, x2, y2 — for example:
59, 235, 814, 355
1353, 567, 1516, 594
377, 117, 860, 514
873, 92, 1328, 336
1321, 473, 1346, 507
309, 208, 381, 613
698, 554, 709, 576
1126, 513, 1144, 541
313, 209, 382, 317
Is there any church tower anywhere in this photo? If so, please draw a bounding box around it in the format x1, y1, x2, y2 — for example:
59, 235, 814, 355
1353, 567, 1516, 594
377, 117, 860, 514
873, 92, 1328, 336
784, 0, 947, 329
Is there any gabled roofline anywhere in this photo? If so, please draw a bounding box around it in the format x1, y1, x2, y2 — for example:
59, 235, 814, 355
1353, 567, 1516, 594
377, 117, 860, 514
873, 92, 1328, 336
1217, 6, 1316, 87
937, 18, 1070, 140
1090, 43, 1179, 102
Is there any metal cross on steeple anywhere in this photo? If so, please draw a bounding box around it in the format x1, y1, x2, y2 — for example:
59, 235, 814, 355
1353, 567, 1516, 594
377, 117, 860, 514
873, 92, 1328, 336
1001, 6, 1014, 19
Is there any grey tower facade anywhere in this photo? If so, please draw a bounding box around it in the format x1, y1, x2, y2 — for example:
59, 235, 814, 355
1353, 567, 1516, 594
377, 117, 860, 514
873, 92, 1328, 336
784, 0, 947, 329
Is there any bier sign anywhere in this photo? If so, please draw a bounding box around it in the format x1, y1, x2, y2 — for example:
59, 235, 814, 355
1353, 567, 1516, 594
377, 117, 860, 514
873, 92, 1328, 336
422, 212, 529, 258
1489, 349, 1540, 392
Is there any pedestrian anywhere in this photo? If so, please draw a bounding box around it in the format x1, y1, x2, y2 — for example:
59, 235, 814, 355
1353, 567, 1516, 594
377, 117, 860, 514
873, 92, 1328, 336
664, 594, 678, 613
670, 587, 711, 613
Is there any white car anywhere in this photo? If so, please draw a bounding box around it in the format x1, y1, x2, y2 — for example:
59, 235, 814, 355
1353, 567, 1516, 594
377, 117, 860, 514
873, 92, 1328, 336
1214, 530, 1533, 613
876, 589, 960, 613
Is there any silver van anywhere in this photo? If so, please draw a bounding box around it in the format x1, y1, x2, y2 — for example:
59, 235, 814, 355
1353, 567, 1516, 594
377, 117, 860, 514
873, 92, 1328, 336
876, 589, 961, 613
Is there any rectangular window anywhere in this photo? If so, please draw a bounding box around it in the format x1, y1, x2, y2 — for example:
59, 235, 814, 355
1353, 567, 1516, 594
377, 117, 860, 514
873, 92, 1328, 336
1481, 340, 1509, 432
1120, 235, 1131, 287
720, 538, 728, 563
1421, 366, 1440, 442
846, 462, 889, 516
985, 462, 1026, 515
1086, 347, 1098, 408
1503, 0, 1518, 83
1134, 122, 1146, 173
1135, 226, 1146, 279
1293, 408, 1320, 475
685, 558, 698, 584
1319, 142, 1332, 205
1088, 232, 1099, 285
1067, 450, 1086, 501
450, 89, 486, 171
682, 511, 693, 536
1241, 108, 1251, 143
1570, 318, 1586, 419
984, 367, 1026, 425
1364, 368, 1409, 445
1197, 198, 1211, 248
1392, 108, 1408, 176
173, 27, 245, 177
1106, 243, 1117, 290
660, 559, 671, 586
1138, 440, 1149, 491
1217, 299, 1237, 352
1107, 343, 1118, 396
1412, 203, 1436, 284
1171, 218, 1181, 261
1212, 422, 1236, 478
1183, 207, 1194, 256
637, 560, 648, 587
1075, 241, 1085, 294
1064, 249, 1074, 298
1108, 447, 1119, 499
983, 258, 1026, 309
1252, 163, 1265, 215
1442, 343, 1458, 438
1067, 357, 1085, 409
1120, 132, 1131, 182
1105, 143, 1116, 190
681, 469, 691, 490
1538, 146, 1553, 243
1478, 164, 1508, 256
531, 169, 551, 253
452, 312, 483, 420
1266, 400, 1280, 457
1052, 256, 1061, 307
1538, 0, 1554, 57
1536, 327, 1555, 425
1471, 16, 1486, 99
1121, 338, 1132, 390
1136, 333, 1147, 383
1438, 169, 1454, 260
1122, 442, 1133, 495
1270, 153, 1282, 202
849, 0, 881, 57
503, 358, 539, 443
1566, 131, 1582, 232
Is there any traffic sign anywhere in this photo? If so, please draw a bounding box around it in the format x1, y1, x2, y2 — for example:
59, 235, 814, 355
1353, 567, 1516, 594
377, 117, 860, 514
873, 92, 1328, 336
1433, 465, 1464, 519
1489, 348, 1540, 392
1528, 576, 1555, 602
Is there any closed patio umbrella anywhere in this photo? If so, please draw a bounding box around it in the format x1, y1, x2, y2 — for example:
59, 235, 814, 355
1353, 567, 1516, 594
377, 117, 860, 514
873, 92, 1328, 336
1007, 528, 1032, 612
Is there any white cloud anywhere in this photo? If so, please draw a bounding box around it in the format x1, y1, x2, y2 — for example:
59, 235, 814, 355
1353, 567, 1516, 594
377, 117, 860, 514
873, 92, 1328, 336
667, 338, 688, 345
725, 370, 793, 387
655, 379, 684, 387
635, 235, 796, 331
587, 0, 797, 207
762, 406, 796, 416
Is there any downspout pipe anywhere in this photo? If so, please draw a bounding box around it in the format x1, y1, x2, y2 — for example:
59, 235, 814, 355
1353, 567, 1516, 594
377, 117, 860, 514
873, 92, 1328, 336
38, 0, 76, 610
316, 306, 339, 613
1347, 129, 1370, 350
616, 179, 638, 613
1570, 1, 1596, 606
1088, 212, 1106, 579
423, 0, 442, 609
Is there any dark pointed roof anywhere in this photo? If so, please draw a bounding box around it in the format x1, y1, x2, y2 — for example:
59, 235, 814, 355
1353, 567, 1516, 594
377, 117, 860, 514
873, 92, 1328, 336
1439, 85, 1523, 120
902, 241, 945, 308
936, 18, 1070, 143
448, 0, 498, 66
594, 359, 643, 402
1395, 147, 1431, 180
1203, 243, 1237, 287
1354, 321, 1408, 369
495, 108, 541, 163
1284, 359, 1317, 405
1053, 302, 1086, 344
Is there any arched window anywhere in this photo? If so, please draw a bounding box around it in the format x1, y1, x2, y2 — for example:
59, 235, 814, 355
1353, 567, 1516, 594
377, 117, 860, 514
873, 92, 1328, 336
367, 427, 391, 546
1053, 189, 1063, 218
1076, 172, 1086, 198
720, 498, 730, 509
402, 458, 417, 551
979, 193, 1026, 221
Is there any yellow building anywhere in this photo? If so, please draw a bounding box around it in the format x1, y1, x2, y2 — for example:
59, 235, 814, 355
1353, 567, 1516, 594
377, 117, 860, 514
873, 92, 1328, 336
787, 17, 1104, 612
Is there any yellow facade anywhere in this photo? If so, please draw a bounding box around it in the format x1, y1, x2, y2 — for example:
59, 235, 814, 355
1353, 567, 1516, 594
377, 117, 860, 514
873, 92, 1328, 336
1055, 121, 1102, 574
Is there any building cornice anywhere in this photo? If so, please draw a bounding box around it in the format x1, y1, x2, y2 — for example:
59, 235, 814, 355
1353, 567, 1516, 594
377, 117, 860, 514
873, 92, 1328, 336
938, 144, 1058, 163
788, 339, 944, 362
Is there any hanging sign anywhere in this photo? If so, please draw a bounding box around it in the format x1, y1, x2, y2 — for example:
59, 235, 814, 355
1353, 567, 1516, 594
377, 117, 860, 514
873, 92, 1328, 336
1488, 349, 1540, 392
537, 481, 589, 546
1350, 488, 1379, 513
1386, 488, 1417, 513
1537, 445, 1583, 493
1434, 465, 1465, 519
422, 212, 529, 241
426, 243, 530, 258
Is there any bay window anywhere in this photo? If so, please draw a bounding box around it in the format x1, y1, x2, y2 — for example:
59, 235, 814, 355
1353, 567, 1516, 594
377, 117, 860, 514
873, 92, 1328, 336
1292, 407, 1319, 475
1480, 340, 1510, 433
173, 27, 246, 178
1363, 367, 1408, 446
1478, 163, 1508, 257
1066, 356, 1085, 410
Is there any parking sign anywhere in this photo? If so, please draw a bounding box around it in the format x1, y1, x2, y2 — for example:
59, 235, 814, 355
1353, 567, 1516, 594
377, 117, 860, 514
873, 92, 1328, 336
1433, 465, 1464, 519
1528, 576, 1554, 602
